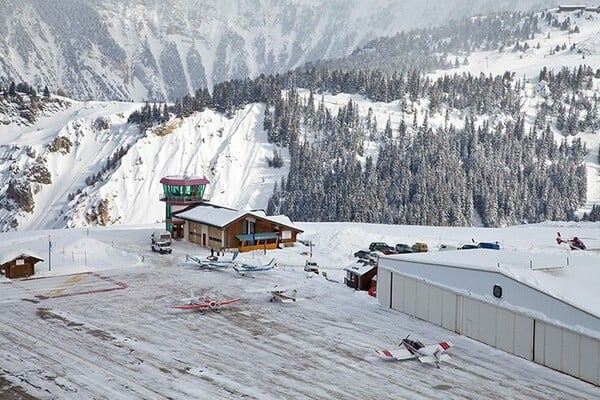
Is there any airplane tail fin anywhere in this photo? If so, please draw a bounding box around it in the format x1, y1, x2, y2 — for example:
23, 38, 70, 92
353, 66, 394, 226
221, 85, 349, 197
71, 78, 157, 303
438, 341, 453, 351
232, 252, 239, 261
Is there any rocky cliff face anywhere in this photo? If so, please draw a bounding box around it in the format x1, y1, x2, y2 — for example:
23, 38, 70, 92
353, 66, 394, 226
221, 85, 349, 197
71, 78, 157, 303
0, 0, 555, 102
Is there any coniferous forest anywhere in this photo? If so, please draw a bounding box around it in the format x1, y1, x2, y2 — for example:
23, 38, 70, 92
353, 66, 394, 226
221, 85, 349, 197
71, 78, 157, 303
2, 10, 597, 227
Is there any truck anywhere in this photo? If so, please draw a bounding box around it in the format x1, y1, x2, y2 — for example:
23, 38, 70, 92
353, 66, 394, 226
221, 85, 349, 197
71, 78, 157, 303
151, 230, 172, 245
151, 241, 172, 254
304, 259, 319, 274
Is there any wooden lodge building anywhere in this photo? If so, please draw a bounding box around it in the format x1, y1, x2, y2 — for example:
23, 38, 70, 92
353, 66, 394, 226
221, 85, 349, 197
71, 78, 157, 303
174, 203, 303, 253
160, 175, 303, 252
159, 175, 303, 252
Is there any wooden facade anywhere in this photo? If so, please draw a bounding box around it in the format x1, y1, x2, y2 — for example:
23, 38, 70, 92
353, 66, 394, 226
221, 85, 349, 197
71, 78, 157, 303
179, 207, 302, 253
344, 264, 377, 291
1, 254, 43, 279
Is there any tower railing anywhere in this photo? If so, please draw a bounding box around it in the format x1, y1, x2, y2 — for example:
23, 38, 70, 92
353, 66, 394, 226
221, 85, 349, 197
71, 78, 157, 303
159, 193, 205, 203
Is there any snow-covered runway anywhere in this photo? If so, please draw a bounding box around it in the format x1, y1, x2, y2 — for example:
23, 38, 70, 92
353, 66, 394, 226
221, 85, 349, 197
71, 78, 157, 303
1, 259, 598, 399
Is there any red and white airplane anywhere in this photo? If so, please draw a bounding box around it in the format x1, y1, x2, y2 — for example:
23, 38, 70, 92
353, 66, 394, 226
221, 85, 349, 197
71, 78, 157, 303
249, 285, 299, 303
269, 288, 298, 303
171, 290, 241, 313
556, 232, 588, 250
375, 335, 453, 367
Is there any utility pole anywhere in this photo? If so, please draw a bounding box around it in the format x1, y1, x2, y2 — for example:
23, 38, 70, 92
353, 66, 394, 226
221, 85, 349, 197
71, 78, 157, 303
48, 235, 52, 271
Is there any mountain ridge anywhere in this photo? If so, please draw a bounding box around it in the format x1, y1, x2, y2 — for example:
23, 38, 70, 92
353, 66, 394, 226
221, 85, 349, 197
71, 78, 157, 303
1, 6, 599, 231
0, 0, 557, 101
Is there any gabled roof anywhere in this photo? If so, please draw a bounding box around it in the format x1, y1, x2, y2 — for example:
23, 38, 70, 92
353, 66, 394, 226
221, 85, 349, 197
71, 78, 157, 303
174, 203, 303, 232
1, 250, 44, 265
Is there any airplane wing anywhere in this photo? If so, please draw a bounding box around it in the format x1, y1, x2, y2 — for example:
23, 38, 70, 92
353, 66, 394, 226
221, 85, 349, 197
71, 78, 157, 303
186, 255, 205, 265
204, 261, 231, 269
415, 341, 453, 364
375, 348, 415, 361
420, 341, 453, 355
171, 303, 210, 310
272, 292, 297, 303
248, 285, 297, 293
417, 354, 450, 364
187, 254, 237, 268
215, 298, 241, 306
172, 297, 240, 310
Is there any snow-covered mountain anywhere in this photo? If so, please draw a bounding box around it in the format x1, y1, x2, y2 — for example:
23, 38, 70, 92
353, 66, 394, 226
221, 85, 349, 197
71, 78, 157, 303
0, 98, 288, 231
0, 0, 557, 101
2, 7, 600, 232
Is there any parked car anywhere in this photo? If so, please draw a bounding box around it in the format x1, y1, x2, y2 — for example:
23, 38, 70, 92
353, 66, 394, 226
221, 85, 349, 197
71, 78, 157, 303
367, 252, 382, 263
438, 244, 458, 251
394, 243, 413, 254
369, 242, 395, 254
151, 241, 172, 254
478, 241, 501, 250
304, 260, 319, 274
411, 242, 428, 252
353, 249, 371, 259
459, 243, 479, 250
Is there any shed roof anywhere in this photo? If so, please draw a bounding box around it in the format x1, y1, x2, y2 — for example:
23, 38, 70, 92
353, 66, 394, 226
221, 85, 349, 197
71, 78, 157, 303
344, 262, 376, 277
1, 250, 44, 265
380, 248, 599, 320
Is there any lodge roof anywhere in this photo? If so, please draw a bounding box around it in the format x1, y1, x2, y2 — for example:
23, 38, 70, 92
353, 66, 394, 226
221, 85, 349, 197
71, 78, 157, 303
174, 203, 303, 232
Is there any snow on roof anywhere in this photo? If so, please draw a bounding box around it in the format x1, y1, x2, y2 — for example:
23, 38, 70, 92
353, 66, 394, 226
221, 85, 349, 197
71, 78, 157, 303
175, 203, 302, 231
344, 262, 376, 276
266, 214, 299, 229
382, 248, 600, 318
159, 175, 210, 185
0, 250, 44, 265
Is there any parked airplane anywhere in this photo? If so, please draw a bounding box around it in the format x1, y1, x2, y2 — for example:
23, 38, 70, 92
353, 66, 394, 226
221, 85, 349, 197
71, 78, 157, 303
247, 284, 300, 302
375, 335, 453, 368
270, 288, 298, 303
171, 290, 241, 313
556, 232, 587, 250
186, 252, 239, 269
232, 258, 277, 275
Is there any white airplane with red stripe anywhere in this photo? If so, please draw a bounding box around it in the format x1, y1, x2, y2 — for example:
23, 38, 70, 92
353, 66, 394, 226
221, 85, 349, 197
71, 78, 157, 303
375, 335, 453, 367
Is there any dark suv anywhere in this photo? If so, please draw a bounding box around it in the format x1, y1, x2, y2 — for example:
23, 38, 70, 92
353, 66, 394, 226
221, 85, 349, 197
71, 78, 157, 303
353, 249, 371, 259
369, 242, 395, 254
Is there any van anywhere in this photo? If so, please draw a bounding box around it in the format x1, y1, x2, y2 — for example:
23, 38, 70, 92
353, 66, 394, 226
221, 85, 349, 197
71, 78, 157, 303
151, 230, 172, 245
411, 242, 428, 252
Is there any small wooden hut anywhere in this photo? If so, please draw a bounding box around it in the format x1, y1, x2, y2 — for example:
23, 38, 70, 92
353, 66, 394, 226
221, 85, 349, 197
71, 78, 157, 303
1, 252, 44, 279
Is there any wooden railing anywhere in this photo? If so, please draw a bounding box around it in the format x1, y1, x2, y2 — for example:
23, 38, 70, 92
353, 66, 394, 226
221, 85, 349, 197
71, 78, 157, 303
238, 242, 279, 253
